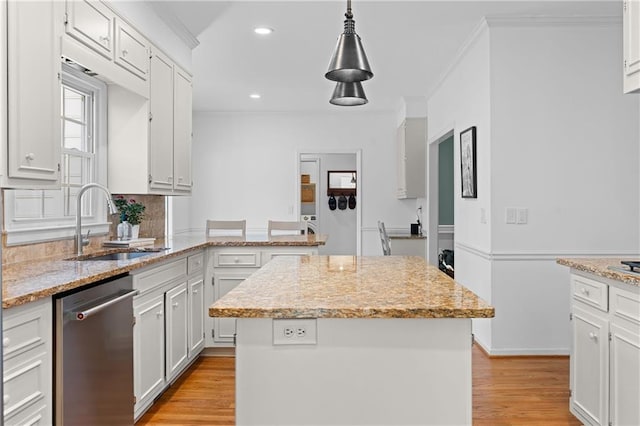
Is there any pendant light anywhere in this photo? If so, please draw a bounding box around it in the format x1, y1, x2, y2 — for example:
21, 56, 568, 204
329, 81, 368, 106
325, 0, 373, 83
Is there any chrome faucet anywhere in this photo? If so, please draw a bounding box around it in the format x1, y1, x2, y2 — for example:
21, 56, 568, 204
76, 183, 119, 256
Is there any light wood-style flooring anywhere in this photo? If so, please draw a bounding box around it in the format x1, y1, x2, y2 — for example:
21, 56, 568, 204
137, 345, 581, 425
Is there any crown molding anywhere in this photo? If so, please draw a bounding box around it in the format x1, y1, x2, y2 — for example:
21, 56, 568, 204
147, 2, 200, 50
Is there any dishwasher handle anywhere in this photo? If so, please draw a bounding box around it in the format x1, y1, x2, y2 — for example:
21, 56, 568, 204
72, 289, 138, 321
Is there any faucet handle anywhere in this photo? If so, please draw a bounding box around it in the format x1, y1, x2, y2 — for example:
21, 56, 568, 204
82, 229, 91, 247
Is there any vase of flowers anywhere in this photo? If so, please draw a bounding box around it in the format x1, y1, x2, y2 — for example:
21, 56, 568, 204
114, 196, 145, 240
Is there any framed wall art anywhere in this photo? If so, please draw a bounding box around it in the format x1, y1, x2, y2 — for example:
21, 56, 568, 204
460, 126, 477, 198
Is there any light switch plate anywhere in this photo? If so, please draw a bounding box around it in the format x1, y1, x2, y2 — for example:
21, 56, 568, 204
506, 208, 516, 224
517, 208, 528, 224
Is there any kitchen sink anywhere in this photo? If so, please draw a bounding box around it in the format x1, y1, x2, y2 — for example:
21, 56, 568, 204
68, 248, 169, 261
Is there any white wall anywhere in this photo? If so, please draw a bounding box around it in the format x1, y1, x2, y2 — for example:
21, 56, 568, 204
174, 111, 418, 255
428, 18, 640, 355
428, 25, 493, 348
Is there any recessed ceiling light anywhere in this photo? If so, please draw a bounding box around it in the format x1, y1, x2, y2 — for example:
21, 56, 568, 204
254, 27, 274, 35
249, 93, 261, 99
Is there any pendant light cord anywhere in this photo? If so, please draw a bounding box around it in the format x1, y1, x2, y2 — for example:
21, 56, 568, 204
345, 0, 353, 19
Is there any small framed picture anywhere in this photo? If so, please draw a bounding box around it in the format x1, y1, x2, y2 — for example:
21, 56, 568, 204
460, 126, 477, 198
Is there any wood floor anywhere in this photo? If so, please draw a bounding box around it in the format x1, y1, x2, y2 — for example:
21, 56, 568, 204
137, 345, 582, 426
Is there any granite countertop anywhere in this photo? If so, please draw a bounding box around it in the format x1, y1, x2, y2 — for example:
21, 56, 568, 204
209, 255, 494, 319
388, 233, 427, 240
3, 233, 327, 309
557, 257, 640, 287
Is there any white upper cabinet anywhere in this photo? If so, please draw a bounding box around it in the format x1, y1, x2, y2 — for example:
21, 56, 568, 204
173, 66, 193, 194
149, 48, 175, 192
396, 118, 426, 199
114, 17, 149, 80
109, 45, 193, 195
624, 0, 640, 93
64, 0, 115, 60
3, 0, 62, 188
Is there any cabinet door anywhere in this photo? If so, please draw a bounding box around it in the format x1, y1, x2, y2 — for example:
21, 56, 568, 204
610, 323, 640, 426
6, 0, 61, 184
133, 293, 165, 413
188, 277, 205, 357
571, 304, 609, 426
624, 0, 640, 93
64, 0, 114, 60
148, 47, 174, 193
114, 18, 149, 80
213, 274, 248, 344
173, 66, 193, 194
166, 282, 188, 380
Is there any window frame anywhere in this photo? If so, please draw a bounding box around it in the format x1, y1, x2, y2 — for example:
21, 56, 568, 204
4, 63, 110, 245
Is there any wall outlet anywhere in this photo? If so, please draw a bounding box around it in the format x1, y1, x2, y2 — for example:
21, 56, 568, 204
273, 319, 317, 345
517, 208, 528, 224
506, 208, 517, 224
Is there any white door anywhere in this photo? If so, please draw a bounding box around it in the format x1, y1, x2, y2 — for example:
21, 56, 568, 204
166, 282, 188, 380
188, 277, 205, 356
173, 66, 193, 194
571, 305, 609, 426
64, 0, 114, 59
213, 274, 247, 344
610, 323, 640, 426
149, 47, 174, 193
133, 293, 165, 413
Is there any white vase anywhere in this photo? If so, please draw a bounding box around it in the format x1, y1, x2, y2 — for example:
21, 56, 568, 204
131, 224, 140, 240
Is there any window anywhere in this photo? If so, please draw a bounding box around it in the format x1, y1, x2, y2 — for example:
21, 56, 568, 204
4, 64, 109, 245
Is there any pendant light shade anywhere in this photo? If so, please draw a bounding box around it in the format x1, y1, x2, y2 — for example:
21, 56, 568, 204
329, 81, 368, 106
325, 0, 373, 83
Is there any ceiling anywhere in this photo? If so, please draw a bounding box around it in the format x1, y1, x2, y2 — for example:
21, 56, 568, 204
147, 1, 620, 113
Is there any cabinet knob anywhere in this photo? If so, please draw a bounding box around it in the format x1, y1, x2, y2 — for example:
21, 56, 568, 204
581, 287, 590, 296
25, 153, 35, 161
3, 394, 9, 404
589, 332, 598, 341
193, 289, 198, 294
122, 49, 128, 57
156, 311, 163, 318
2, 337, 9, 348
234, 257, 239, 263
99, 35, 110, 44
172, 302, 179, 308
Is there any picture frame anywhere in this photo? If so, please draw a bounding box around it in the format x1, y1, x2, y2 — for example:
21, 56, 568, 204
460, 126, 477, 198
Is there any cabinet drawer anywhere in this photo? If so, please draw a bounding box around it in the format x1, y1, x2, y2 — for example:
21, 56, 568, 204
5, 403, 46, 426
187, 252, 204, 275
610, 286, 640, 326
3, 354, 47, 419
215, 252, 260, 267
572, 275, 608, 312
114, 18, 149, 80
3, 300, 50, 361
133, 258, 187, 294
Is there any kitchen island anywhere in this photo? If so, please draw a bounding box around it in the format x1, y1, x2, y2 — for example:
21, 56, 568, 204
210, 255, 494, 426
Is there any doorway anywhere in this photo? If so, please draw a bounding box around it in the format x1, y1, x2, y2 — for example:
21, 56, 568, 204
427, 130, 455, 266
297, 151, 362, 255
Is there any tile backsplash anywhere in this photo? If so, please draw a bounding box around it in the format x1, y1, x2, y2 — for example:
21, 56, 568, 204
2, 194, 166, 265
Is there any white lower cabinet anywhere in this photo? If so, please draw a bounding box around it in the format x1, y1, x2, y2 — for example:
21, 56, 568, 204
166, 282, 188, 381
132, 251, 204, 420
570, 272, 640, 426
2, 298, 52, 425
205, 246, 318, 347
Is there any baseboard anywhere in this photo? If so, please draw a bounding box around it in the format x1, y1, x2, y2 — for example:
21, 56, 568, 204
201, 347, 236, 357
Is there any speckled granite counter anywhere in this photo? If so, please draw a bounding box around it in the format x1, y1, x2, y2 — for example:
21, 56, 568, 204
3, 234, 327, 309
557, 257, 640, 287
388, 233, 427, 240
209, 255, 494, 319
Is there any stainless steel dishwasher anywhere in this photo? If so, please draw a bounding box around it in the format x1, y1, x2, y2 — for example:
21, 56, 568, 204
55, 274, 138, 425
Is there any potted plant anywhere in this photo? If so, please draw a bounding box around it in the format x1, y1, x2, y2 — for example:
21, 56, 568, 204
114, 196, 146, 239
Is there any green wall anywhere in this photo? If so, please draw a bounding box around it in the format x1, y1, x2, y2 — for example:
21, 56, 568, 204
438, 136, 454, 225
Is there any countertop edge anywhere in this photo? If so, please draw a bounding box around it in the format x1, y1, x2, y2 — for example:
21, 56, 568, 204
556, 257, 640, 287
208, 307, 495, 319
